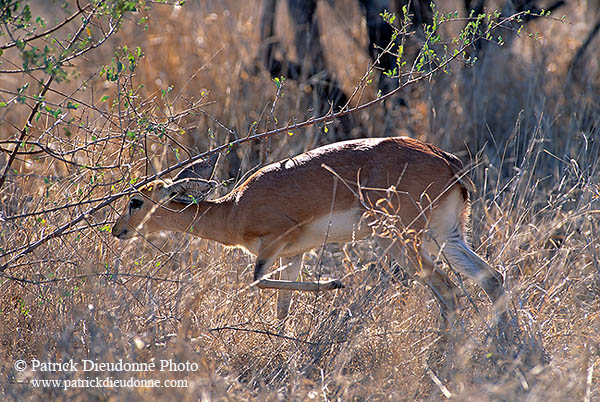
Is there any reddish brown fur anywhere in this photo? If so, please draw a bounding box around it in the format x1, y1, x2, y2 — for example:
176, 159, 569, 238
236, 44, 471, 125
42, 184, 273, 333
224, 137, 464, 245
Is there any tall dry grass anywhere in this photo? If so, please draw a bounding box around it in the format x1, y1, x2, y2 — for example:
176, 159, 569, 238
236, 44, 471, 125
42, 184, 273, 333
1, 0, 599, 400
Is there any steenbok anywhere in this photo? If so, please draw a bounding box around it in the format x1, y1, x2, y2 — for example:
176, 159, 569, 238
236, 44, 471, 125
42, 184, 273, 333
112, 137, 505, 320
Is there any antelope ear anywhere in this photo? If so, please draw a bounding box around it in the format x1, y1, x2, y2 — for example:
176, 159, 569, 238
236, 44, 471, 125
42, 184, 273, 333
162, 178, 216, 204
174, 153, 219, 182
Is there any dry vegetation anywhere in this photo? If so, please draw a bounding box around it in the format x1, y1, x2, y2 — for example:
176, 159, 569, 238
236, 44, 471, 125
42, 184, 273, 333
1, 0, 599, 400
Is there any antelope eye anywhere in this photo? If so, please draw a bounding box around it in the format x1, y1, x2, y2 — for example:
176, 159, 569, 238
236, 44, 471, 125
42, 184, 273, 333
129, 198, 143, 210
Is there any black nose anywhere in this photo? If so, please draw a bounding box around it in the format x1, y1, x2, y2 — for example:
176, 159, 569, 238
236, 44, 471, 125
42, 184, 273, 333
115, 229, 128, 239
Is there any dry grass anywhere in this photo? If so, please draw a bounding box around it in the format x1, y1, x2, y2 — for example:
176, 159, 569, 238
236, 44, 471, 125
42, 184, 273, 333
1, 0, 599, 400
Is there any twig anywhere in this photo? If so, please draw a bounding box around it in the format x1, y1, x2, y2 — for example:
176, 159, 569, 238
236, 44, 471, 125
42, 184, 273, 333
0, 271, 192, 286
0, 1, 104, 190
0, 5, 90, 50
209, 325, 322, 346
426, 366, 452, 399
584, 361, 595, 402
0, 6, 121, 75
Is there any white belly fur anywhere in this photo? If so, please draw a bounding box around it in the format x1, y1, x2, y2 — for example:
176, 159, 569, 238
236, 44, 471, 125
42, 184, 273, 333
280, 209, 367, 257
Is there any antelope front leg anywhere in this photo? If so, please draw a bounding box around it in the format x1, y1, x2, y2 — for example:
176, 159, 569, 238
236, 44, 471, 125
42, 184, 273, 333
253, 242, 344, 293
255, 276, 344, 291
276, 255, 302, 320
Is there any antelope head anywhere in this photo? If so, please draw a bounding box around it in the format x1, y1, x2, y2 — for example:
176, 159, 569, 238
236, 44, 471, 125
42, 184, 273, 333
112, 153, 219, 240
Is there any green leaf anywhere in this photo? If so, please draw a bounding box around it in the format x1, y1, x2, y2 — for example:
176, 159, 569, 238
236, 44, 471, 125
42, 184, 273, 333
36, 16, 47, 28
